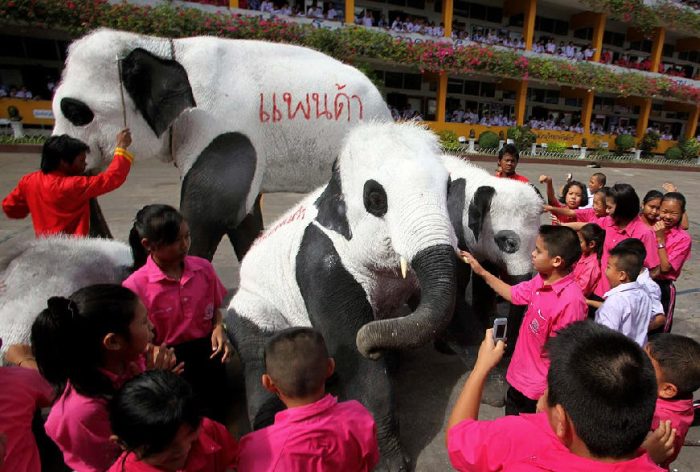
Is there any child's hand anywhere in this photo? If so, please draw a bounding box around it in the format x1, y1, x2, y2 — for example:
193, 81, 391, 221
543, 204, 554, 213
653, 220, 666, 242
662, 182, 677, 193
4, 343, 36, 369
211, 325, 232, 363
146, 343, 184, 374
473, 329, 505, 374
459, 251, 486, 277
641, 420, 676, 465
538, 175, 552, 184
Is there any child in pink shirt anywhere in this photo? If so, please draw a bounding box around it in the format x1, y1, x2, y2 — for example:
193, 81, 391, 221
447, 321, 663, 471
574, 223, 604, 299
644, 333, 700, 468
539, 175, 586, 224
31, 284, 179, 472
237, 327, 379, 472
462, 225, 588, 415
108, 370, 238, 472
123, 204, 230, 422
546, 188, 608, 223
0, 338, 54, 472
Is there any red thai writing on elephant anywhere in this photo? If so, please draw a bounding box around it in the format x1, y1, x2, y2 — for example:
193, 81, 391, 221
259, 84, 364, 123
253, 205, 307, 246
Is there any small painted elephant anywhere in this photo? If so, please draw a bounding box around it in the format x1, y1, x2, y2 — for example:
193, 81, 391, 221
226, 122, 457, 471
51, 28, 391, 261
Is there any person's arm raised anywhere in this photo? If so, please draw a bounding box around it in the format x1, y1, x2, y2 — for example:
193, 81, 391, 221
459, 251, 512, 302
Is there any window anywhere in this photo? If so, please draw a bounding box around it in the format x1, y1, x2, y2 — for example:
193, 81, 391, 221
448, 79, 463, 94
544, 90, 559, 105
573, 27, 593, 41
603, 31, 625, 47
486, 7, 502, 23
0, 35, 25, 58
464, 80, 480, 96
480, 82, 496, 98
406, 0, 425, 9
403, 73, 422, 90
470, 3, 486, 20
385, 72, 403, 89
662, 44, 674, 58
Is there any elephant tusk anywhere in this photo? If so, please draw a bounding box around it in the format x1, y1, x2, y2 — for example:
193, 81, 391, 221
400, 257, 408, 279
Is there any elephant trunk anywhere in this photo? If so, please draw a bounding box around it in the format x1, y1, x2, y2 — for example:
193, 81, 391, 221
356, 244, 456, 360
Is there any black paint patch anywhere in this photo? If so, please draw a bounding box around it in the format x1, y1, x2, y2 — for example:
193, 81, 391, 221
60, 97, 94, 126
363, 179, 388, 217
121, 48, 196, 137
447, 178, 467, 249
181, 132, 256, 261
468, 186, 495, 242
494, 230, 521, 254
314, 168, 352, 239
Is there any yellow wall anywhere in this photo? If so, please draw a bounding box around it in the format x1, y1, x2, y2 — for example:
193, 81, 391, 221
0, 98, 54, 126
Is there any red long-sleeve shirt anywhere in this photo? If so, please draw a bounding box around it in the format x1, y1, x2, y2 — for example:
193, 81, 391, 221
2, 148, 133, 237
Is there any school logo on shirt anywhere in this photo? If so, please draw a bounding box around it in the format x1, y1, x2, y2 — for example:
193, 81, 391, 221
529, 318, 540, 334
204, 303, 215, 320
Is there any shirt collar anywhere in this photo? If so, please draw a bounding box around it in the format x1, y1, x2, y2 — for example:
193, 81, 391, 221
534, 272, 576, 295
145, 255, 199, 284
604, 281, 641, 298
656, 397, 694, 414
183, 423, 222, 470
274, 394, 337, 425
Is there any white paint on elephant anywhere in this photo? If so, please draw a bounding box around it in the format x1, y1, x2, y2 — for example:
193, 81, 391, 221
0, 237, 132, 355
441, 155, 542, 276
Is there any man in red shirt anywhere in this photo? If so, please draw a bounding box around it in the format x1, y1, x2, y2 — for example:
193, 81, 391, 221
3, 129, 133, 237
495, 144, 529, 183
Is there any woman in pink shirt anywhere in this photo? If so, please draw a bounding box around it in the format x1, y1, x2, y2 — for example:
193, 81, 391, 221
123, 204, 230, 422
31, 284, 179, 472
651, 192, 692, 333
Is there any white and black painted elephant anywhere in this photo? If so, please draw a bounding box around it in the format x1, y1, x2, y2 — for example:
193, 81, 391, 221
226, 122, 457, 471
51, 28, 390, 261
0, 237, 132, 355
441, 155, 543, 350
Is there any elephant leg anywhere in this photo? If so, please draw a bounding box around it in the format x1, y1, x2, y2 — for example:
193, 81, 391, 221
225, 309, 284, 430
227, 193, 264, 261
180, 132, 258, 262
470, 260, 500, 329
88, 198, 113, 239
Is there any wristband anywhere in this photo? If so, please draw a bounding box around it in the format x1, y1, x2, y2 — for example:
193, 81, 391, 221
657, 242, 666, 249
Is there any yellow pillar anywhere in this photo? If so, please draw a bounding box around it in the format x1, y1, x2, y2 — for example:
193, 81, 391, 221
524, 0, 537, 51
636, 98, 652, 139
582, 90, 594, 141
685, 106, 699, 140
592, 13, 606, 62
442, 0, 454, 38
515, 80, 528, 125
436, 73, 448, 123
345, 0, 354, 25
229, 0, 238, 7
650, 27, 666, 73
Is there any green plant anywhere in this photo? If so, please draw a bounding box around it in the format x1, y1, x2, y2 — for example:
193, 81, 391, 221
437, 129, 461, 152
677, 138, 700, 159
478, 131, 499, 149
0, 135, 47, 144
546, 141, 568, 153
615, 134, 636, 153
664, 146, 683, 160
639, 131, 660, 158
507, 125, 536, 151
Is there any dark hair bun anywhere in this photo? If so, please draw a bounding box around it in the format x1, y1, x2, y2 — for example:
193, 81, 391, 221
46, 296, 79, 321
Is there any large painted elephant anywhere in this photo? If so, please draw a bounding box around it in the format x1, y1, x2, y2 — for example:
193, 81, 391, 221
226, 122, 457, 471
52, 28, 390, 260
441, 155, 542, 349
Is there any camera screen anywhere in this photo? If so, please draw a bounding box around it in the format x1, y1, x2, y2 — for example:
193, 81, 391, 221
494, 323, 506, 339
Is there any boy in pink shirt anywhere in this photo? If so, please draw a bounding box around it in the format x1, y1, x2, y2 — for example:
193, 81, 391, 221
447, 321, 663, 472
462, 225, 587, 415
237, 327, 379, 472
644, 333, 700, 468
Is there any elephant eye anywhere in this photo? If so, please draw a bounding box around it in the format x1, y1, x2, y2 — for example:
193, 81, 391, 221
363, 179, 387, 217
61, 97, 94, 126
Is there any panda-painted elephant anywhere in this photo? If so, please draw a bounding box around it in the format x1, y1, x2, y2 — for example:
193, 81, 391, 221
441, 155, 542, 349
51, 28, 391, 261
0, 237, 132, 354
226, 122, 457, 471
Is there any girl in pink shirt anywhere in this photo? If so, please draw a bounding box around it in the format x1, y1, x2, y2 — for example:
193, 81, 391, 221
123, 204, 230, 422
547, 188, 608, 224
31, 284, 178, 472
640, 190, 663, 229
574, 223, 604, 301
651, 192, 692, 333
539, 175, 586, 224
108, 370, 238, 472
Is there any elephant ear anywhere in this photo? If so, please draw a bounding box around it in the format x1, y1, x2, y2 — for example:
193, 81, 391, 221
468, 186, 495, 242
120, 48, 196, 138
314, 161, 352, 240
447, 178, 467, 249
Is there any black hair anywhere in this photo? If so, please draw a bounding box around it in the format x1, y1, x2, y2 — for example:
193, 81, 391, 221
31, 284, 139, 398
40, 135, 89, 173
264, 327, 329, 399
609, 240, 644, 281
538, 225, 582, 270
646, 333, 700, 397
546, 321, 657, 458
580, 223, 605, 262
642, 190, 663, 205
614, 238, 646, 261
110, 370, 201, 462
498, 143, 519, 161
128, 204, 184, 270
661, 191, 686, 215
591, 172, 606, 186
559, 180, 586, 206
609, 183, 640, 222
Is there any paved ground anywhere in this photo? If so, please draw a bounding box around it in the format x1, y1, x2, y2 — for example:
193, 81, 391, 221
1, 152, 698, 471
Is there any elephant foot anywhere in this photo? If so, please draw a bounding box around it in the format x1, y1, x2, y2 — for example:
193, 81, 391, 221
480, 362, 509, 408
375, 450, 410, 472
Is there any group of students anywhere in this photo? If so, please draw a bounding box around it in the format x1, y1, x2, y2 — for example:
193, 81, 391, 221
0, 133, 699, 471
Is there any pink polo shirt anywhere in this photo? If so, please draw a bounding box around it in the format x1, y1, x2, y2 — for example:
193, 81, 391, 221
123, 255, 227, 346
448, 412, 661, 472
107, 418, 238, 472
507, 273, 587, 400
594, 216, 660, 297
0, 367, 53, 472
573, 252, 601, 297
237, 394, 379, 472
574, 207, 597, 222
655, 226, 691, 281
651, 397, 694, 468
550, 200, 577, 224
